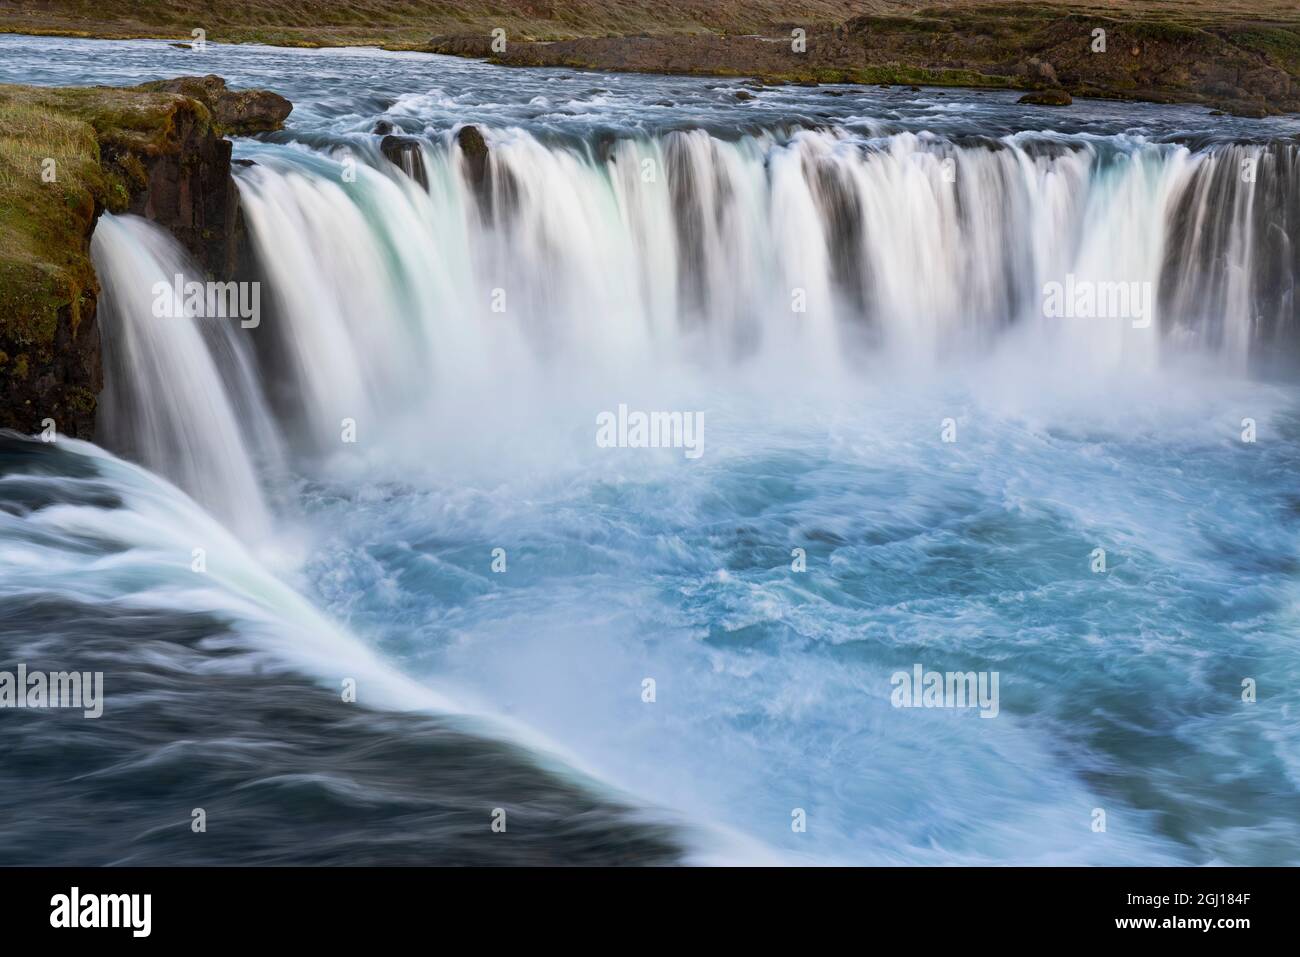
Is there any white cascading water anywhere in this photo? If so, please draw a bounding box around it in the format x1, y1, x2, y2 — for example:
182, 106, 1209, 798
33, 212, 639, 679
88, 127, 1296, 552
90, 214, 278, 541
235, 129, 1287, 448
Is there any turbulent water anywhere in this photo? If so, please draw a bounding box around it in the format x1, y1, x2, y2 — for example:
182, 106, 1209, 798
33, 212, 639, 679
2, 35, 1300, 865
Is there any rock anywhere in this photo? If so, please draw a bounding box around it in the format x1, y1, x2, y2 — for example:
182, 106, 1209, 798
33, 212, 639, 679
426, 34, 493, 57
1018, 58, 1058, 85
734, 90, 754, 101
1205, 81, 1248, 100
457, 124, 490, 192
1224, 101, 1270, 119
379, 134, 429, 190
1240, 67, 1291, 101
454, 124, 514, 220
1018, 89, 1073, 106
124, 103, 245, 280
135, 75, 292, 136
0, 83, 258, 437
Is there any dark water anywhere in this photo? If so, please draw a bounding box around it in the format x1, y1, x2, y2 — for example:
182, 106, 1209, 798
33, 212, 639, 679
0, 434, 682, 865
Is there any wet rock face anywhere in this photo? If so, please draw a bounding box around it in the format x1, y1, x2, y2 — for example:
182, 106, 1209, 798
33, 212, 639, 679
379, 134, 429, 190
449, 124, 516, 222
0, 301, 102, 441
117, 78, 292, 275
118, 105, 244, 277
456, 124, 490, 190
135, 75, 292, 136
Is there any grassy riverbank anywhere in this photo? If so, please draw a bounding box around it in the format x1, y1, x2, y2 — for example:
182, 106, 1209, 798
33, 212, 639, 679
4, 2, 1299, 115
1, 1, 1298, 48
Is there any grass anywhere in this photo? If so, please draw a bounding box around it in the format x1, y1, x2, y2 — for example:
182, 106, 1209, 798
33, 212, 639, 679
0, 92, 106, 351
1232, 25, 1300, 75
4, 0, 1298, 49
0, 84, 200, 362
0, 0, 881, 47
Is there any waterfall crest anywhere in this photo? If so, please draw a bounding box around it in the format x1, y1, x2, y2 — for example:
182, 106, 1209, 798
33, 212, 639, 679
239, 129, 1300, 391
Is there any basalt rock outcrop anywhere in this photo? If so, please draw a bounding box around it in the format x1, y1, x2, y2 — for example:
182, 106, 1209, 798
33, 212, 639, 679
456, 124, 490, 193
377, 124, 499, 212
135, 75, 293, 137
455, 124, 515, 221
0, 78, 291, 438
380, 134, 430, 190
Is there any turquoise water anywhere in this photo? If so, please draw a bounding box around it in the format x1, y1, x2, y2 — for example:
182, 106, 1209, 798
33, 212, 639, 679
291, 370, 1300, 864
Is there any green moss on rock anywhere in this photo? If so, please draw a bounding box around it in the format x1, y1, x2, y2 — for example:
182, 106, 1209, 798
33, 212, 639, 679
0, 82, 237, 436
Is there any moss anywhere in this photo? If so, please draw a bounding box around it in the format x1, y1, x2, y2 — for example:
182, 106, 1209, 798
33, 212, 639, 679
1232, 25, 1300, 74
848, 14, 956, 34
0, 99, 99, 348
1128, 20, 1211, 43
41, 86, 213, 154
64, 386, 97, 414
0, 82, 203, 397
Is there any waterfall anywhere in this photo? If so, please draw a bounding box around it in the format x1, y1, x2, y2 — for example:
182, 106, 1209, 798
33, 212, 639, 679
90, 214, 278, 540
13, 24, 1300, 865
235, 129, 1300, 394
90, 127, 1300, 525
1160, 142, 1300, 361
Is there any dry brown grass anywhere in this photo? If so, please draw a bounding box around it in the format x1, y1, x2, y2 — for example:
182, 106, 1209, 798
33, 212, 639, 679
2, 0, 1297, 52
0, 0, 894, 47
0, 91, 104, 342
